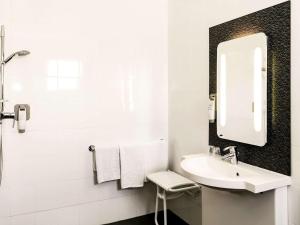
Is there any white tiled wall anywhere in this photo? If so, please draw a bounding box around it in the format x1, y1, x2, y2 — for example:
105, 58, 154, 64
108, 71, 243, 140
0, 0, 168, 224
169, 0, 300, 225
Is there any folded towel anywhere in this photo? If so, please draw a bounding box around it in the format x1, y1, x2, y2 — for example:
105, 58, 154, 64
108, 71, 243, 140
96, 146, 120, 183
119, 144, 145, 189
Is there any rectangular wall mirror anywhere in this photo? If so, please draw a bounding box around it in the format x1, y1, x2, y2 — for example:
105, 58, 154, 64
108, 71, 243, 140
217, 33, 268, 146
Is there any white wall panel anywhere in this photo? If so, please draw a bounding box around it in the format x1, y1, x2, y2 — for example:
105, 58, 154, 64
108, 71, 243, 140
0, 0, 168, 224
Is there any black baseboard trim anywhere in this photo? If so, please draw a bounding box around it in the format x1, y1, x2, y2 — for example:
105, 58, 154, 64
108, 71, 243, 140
105, 210, 189, 225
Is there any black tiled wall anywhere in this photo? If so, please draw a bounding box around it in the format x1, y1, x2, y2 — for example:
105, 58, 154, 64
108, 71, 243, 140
209, 1, 291, 175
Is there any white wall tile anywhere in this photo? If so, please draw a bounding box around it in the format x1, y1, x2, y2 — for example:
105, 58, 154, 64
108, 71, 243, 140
35, 210, 62, 225
35, 206, 79, 225
2, 0, 168, 134
78, 178, 139, 204
78, 197, 134, 225
291, 146, 300, 187
10, 184, 37, 215
113, 193, 148, 222
0, 217, 10, 225
79, 189, 154, 225
11, 214, 36, 225
0, 185, 11, 218
290, 145, 300, 225
168, 0, 210, 175
36, 180, 80, 211
288, 186, 300, 225
0, 0, 167, 224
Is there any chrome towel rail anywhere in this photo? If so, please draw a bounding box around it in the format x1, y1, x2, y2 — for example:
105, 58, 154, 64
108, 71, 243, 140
88, 145, 98, 184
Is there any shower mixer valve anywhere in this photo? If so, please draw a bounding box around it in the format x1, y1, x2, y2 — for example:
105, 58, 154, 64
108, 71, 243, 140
13, 104, 30, 133
1, 104, 30, 133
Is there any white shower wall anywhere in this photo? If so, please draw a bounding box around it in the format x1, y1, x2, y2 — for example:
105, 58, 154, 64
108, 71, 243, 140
0, 0, 168, 224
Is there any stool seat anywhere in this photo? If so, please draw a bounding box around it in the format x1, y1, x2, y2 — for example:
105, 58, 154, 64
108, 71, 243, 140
147, 171, 198, 192
147, 171, 200, 225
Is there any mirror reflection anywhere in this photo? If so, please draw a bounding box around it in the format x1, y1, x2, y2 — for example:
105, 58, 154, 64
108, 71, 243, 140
217, 33, 268, 146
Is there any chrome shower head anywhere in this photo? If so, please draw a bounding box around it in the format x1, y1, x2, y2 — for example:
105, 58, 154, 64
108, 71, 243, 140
16, 50, 30, 56
4, 50, 30, 64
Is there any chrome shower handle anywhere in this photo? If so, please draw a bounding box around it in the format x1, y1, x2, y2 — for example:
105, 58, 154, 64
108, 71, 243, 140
1, 112, 15, 119
1, 112, 16, 127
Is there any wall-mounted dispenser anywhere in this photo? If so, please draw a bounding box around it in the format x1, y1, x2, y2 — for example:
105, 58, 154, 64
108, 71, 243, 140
14, 104, 30, 133
209, 94, 216, 123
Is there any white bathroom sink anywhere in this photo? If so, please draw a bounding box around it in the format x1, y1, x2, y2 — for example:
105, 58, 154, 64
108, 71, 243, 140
180, 154, 291, 193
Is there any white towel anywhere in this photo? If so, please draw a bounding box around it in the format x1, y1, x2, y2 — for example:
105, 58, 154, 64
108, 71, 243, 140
96, 146, 121, 183
119, 144, 145, 189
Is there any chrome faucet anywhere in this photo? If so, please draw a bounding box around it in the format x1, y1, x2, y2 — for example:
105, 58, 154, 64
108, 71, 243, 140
222, 146, 238, 165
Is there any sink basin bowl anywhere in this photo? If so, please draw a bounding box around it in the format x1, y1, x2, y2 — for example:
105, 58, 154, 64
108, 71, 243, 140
180, 154, 291, 193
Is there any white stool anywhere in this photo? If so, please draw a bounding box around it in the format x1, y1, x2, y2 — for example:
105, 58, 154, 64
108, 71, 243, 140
147, 171, 200, 225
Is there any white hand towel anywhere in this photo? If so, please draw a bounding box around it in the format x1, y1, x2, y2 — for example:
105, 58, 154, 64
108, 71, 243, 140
119, 144, 145, 189
96, 146, 121, 183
